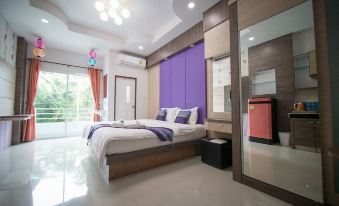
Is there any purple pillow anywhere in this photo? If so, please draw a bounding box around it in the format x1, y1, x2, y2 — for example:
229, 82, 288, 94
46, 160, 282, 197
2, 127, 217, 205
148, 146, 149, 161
156, 109, 167, 121
174, 110, 191, 124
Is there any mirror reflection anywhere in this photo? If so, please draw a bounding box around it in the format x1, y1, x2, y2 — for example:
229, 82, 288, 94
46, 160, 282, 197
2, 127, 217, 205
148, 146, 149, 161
240, 1, 323, 203
212, 56, 231, 113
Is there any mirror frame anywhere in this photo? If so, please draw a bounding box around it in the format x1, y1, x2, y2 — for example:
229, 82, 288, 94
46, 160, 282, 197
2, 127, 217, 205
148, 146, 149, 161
229, 1, 325, 206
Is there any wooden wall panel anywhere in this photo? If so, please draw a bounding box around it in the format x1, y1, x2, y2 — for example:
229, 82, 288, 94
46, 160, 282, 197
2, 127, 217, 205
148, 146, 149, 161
12, 37, 27, 145
229, 1, 242, 182
148, 64, 160, 119
146, 22, 203, 68
248, 34, 294, 132
203, 0, 229, 32
237, 0, 307, 31
314, 0, 339, 205
204, 20, 230, 59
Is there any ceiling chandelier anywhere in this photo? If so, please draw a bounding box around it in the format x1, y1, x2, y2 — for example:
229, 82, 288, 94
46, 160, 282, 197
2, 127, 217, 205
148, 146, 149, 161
94, 0, 130, 25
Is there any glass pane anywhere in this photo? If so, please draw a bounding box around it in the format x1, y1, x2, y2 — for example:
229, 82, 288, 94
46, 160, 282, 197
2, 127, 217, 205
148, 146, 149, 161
212, 57, 231, 112
126, 86, 130, 103
66, 74, 93, 137
35, 71, 68, 138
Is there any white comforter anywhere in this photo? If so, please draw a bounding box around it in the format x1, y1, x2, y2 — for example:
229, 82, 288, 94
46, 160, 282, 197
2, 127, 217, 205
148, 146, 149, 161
82, 119, 206, 167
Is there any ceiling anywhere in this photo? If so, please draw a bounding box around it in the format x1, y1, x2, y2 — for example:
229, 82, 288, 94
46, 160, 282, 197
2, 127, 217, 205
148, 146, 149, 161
0, 0, 218, 57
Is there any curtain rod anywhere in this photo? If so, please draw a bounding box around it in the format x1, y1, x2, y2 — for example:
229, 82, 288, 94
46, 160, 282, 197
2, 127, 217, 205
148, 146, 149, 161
27, 58, 103, 71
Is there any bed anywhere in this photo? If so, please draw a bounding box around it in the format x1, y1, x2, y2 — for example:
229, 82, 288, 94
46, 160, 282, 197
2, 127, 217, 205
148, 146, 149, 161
83, 119, 206, 180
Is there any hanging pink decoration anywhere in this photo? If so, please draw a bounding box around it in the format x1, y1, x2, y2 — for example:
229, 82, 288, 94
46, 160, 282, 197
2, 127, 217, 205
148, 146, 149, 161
34, 38, 45, 49
88, 49, 96, 58
33, 37, 46, 58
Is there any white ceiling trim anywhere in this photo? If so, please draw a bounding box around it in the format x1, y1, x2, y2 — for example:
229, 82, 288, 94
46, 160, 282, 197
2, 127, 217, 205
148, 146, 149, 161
152, 16, 182, 44
29, 0, 126, 44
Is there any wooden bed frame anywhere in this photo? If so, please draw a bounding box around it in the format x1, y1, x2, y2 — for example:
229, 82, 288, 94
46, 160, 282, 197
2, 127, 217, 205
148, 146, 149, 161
105, 139, 201, 180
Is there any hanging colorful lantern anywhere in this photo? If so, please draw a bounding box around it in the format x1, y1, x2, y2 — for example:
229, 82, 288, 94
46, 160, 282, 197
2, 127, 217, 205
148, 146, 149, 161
34, 38, 45, 49
87, 49, 97, 67
88, 58, 96, 66
33, 48, 46, 58
88, 49, 96, 58
33, 37, 46, 58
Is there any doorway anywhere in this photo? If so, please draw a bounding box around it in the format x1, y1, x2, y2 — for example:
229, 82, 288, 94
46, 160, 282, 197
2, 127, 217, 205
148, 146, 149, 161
114, 76, 137, 121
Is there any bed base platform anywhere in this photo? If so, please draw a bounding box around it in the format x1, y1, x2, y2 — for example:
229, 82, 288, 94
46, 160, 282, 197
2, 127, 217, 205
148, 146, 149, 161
105, 139, 201, 180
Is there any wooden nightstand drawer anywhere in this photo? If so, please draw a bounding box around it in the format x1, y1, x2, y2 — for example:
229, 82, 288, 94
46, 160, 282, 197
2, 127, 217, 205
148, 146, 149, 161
205, 121, 232, 134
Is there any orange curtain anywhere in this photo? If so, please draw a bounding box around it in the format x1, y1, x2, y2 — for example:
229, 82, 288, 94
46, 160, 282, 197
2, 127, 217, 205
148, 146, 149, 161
88, 67, 101, 122
22, 58, 41, 142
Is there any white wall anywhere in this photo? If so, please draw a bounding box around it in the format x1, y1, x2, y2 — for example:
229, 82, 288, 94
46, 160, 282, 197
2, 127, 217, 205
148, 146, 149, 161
0, 14, 17, 116
103, 50, 148, 121
293, 28, 316, 56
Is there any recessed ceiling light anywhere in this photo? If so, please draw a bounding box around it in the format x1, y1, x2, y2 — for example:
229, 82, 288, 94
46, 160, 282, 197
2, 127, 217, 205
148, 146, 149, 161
249, 37, 255, 41
41, 18, 49, 23
188, 2, 195, 9
138, 46, 144, 50
100, 11, 109, 21
95, 1, 105, 12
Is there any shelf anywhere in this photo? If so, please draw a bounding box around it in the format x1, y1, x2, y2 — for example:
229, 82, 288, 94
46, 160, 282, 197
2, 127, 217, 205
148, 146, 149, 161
0, 115, 32, 121
294, 66, 309, 70
252, 81, 276, 85
295, 87, 318, 91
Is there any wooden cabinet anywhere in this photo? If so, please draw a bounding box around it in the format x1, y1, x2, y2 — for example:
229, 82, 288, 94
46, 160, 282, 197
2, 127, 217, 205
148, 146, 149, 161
291, 118, 320, 152
309, 50, 317, 78
204, 20, 230, 59
205, 119, 232, 134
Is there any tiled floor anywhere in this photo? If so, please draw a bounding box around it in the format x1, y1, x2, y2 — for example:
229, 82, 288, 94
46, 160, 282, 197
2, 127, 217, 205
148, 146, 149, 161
0, 137, 291, 206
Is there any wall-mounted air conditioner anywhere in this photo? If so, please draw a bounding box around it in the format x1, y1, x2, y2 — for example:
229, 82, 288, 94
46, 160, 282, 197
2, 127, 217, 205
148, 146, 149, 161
118, 53, 146, 69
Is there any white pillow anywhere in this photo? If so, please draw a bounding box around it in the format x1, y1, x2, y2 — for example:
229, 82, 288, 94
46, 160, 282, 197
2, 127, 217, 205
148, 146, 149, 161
180, 107, 199, 125
161, 107, 180, 123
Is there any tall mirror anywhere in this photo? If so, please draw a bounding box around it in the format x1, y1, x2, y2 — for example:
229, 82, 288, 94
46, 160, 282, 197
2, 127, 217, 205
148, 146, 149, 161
239, 1, 323, 203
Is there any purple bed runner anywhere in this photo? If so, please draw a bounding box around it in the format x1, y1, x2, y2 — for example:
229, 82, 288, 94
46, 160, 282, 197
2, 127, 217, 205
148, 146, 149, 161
87, 124, 173, 142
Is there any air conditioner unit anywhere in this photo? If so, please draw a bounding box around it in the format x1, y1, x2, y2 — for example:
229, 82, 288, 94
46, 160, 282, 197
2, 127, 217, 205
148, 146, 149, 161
118, 53, 146, 69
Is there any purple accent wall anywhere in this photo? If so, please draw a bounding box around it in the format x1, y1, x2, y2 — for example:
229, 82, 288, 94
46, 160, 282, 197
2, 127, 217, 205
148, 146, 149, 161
159, 42, 206, 124
185, 42, 206, 124
170, 51, 186, 108
160, 59, 171, 108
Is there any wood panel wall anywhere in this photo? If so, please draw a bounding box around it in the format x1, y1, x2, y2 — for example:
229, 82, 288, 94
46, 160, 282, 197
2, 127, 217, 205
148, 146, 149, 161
237, 0, 307, 31
204, 20, 230, 59
314, 0, 339, 205
11, 37, 27, 145
148, 64, 160, 119
248, 34, 294, 132
146, 22, 203, 68
203, 0, 229, 32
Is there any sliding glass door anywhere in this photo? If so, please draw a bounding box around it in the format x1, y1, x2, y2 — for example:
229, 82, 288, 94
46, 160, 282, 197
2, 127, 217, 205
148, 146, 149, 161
35, 70, 93, 139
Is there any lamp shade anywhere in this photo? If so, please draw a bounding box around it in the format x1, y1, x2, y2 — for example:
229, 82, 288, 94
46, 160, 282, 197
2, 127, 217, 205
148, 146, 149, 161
88, 50, 97, 58
35, 38, 45, 49
33, 48, 46, 58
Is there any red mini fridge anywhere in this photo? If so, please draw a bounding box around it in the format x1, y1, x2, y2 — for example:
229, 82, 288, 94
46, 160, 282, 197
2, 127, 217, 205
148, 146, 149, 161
248, 98, 277, 144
